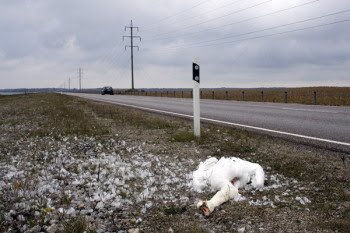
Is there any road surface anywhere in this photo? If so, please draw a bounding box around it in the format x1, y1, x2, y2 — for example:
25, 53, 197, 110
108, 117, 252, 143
66, 93, 350, 152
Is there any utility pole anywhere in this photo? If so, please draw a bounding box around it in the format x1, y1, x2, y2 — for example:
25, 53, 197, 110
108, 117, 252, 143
123, 20, 141, 90
68, 77, 71, 91
78, 68, 82, 91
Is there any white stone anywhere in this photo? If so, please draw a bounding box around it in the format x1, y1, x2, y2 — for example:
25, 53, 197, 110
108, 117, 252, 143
47, 224, 58, 233
128, 228, 140, 233
95, 201, 104, 210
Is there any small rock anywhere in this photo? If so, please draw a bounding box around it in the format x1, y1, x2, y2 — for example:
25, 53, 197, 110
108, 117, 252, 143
80, 210, 88, 215
49, 220, 58, 225
21, 224, 28, 232
67, 207, 76, 216
17, 214, 26, 221
128, 228, 140, 233
47, 224, 58, 233
9, 209, 16, 216
107, 210, 114, 216
25, 225, 41, 233
95, 202, 104, 210
78, 203, 85, 209
121, 219, 130, 224
4, 213, 13, 222
343, 202, 350, 209
34, 211, 40, 217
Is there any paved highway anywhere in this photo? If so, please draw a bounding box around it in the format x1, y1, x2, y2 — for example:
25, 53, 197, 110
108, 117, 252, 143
66, 93, 350, 151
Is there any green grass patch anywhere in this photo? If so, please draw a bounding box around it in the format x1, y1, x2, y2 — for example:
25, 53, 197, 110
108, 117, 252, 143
173, 132, 197, 142
163, 206, 187, 216
217, 141, 256, 155
63, 216, 89, 233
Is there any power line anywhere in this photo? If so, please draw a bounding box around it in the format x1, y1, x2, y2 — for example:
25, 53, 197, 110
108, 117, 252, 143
171, 9, 350, 48
142, 19, 350, 53
145, 0, 273, 40
95, 41, 127, 73
183, 0, 246, 22
147, 0, 320, 42
207, 19, 350, 47
107, 54, 133, 88
97, 40, 124, 66
142, 0, 215, 30
134, 60, 161, 89
188, 19, 350, 49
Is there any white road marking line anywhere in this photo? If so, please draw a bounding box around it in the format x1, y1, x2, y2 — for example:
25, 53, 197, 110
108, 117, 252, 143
89, 97, 350, 147
281, 107, 338, 113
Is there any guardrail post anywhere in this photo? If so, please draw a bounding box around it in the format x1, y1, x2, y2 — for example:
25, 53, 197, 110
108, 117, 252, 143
174, 91, 176, 97
284, 91, 288, 104
314, 91, 317, 105
226, 91, 228, 100
182, 91, 184, 98
242, 91, 245, 101
261, 91, 264, 102
212, 91, 215, 100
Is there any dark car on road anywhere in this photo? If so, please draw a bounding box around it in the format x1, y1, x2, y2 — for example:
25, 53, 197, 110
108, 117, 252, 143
101, 86, 114, 95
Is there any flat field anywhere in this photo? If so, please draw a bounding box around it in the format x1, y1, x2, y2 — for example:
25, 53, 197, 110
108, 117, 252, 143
119, 87, 350, 106
0, 93, 349, 232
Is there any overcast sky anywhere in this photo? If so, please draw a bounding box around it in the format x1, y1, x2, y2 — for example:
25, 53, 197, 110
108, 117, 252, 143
0, 0, 349, 89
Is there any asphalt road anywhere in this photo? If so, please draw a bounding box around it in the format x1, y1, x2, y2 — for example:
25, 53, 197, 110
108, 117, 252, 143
66, 93, 350, 152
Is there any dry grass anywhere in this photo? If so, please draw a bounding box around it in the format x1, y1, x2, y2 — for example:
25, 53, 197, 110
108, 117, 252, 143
115, 87, 350, 106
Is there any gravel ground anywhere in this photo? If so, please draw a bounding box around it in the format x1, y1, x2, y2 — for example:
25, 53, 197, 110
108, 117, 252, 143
0, 93, 349, 233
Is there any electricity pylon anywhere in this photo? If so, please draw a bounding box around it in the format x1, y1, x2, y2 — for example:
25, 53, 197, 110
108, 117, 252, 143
123, 20, 141, 90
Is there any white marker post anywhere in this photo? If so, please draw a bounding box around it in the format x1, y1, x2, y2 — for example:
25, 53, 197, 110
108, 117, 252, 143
193, 58, 200, 137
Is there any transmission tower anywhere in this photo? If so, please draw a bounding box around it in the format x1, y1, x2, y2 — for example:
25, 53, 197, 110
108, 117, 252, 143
123, 20, 141, 90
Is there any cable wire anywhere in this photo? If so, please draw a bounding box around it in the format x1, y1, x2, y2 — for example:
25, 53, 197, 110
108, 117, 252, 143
142, 0, 215, 31
172, 9, 350, 48
145, 0, 273, 39
147, 0, 320, 42
142, 19, 349, 53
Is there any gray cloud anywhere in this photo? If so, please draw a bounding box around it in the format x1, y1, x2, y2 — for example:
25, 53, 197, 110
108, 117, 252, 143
1, 0, 349, 89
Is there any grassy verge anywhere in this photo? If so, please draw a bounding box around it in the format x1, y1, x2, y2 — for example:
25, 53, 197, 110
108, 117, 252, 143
0, 93, 349, 232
